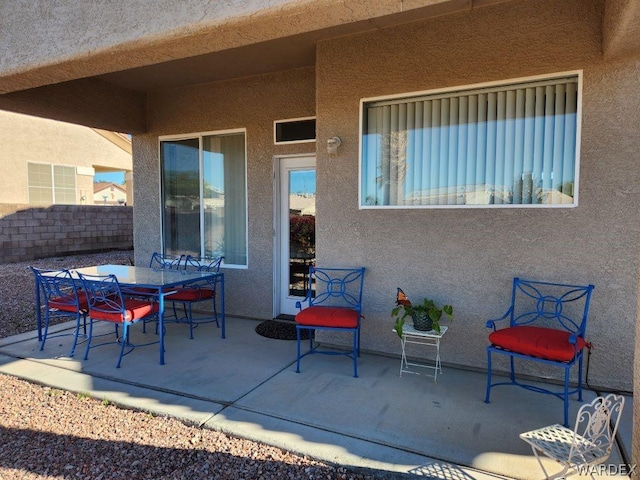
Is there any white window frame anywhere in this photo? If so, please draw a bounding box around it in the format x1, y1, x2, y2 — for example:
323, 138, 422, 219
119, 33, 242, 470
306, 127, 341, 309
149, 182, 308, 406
27, 162, 77, 205
158, 128, 249, 269
274, 116, 316, 145
358, 70, 583, 209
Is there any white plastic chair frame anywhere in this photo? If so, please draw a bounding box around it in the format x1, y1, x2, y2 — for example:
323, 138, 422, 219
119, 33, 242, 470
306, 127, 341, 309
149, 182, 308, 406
519, 393, 625, 480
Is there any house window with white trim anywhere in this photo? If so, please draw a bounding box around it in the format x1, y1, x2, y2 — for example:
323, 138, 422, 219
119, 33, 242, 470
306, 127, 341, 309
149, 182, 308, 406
27, 163, 77, 205
160, 130, 247, 266
360, 73, 581, 208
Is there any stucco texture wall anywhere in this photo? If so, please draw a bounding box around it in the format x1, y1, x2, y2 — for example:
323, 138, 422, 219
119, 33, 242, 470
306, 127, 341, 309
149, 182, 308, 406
133, 67, 316, 320
0, 110, 131, 204
315, 0, 638, 391
131, 0, 638, 392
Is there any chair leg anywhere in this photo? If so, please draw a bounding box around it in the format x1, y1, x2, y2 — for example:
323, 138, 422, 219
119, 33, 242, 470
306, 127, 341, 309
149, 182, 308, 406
577, 354, 584, 401
39, 311, 50, 351
68, 313, 82, 357
116, 322, 128, 368
530, 445, 570, 480
296, 327, 302, 373
563, 366, 570, 427
509, 355, 516, 382
188, 303, 195, 339
485, 348, 492, 403
352, 330, 358, 378
84, 318, 94, 360
212, 296, 220, 328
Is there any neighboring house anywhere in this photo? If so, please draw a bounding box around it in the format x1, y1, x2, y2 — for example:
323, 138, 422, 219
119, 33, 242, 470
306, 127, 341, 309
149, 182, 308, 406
1, 0, 639, 466
94, 181, 127, 205
0, 110, 132, 205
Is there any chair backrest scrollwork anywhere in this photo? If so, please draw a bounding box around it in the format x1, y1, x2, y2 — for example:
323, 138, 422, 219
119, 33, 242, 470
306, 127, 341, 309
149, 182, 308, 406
569, 393, 625, 463
308, 267, 365, 312
510, 278, 595, 335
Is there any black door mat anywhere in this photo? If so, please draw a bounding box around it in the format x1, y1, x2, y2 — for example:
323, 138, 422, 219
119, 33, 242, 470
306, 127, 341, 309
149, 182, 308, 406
255, 319, 312, 340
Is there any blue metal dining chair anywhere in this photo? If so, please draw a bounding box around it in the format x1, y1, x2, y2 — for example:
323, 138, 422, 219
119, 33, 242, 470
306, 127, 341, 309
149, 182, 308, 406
165, 255, 224, 339
78, 272, 159, 368
124, 252, 185, 323
149, 252, 184, 270
31, 267, 88, 357
295, 266, 365, 377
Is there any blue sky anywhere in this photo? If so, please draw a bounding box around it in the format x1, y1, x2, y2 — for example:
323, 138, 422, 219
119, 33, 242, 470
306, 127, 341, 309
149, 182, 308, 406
94, 169, 316, 192
95, 171, 125, 184
291, 170, 316, 194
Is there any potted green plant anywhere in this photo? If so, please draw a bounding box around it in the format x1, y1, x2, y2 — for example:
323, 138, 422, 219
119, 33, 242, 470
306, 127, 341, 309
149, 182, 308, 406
391, 288, 453, 338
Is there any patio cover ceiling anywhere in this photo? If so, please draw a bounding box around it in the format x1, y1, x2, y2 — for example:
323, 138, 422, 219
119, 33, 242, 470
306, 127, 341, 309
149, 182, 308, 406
0, 0, 638, 133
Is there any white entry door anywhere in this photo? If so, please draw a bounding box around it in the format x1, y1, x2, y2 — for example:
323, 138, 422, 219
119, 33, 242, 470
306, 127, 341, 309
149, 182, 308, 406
277, 155, 316, 316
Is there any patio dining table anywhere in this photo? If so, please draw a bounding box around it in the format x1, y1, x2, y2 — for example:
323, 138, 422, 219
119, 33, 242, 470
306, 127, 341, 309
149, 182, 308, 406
37, 264, 225, 365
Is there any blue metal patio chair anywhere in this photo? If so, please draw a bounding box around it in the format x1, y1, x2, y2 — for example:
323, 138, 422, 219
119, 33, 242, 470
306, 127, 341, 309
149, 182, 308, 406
485, 278, 595, 426
295, 266, 365, 377
31, 267, 88, 357
125, 252, 185, 328
149, 252, 184, 270
78, 272, 159, 368
165, 254, 224, 339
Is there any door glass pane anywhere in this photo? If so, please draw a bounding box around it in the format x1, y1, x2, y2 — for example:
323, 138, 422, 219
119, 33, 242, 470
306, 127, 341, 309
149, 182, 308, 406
288, 169, 315, 296
161, 138, 201, 256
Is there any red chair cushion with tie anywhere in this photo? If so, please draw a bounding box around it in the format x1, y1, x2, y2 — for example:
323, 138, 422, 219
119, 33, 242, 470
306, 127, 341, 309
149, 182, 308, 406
166, 288, 214, 302
489, 326, 588, 362
49, 292, 89, 312
89, 299, 158, 323
296, 306, 359, 328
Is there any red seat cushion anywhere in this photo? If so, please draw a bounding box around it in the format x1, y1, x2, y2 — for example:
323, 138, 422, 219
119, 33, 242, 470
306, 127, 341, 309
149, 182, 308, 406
489, 326, 587, 362
295, 306, 359, 328
49, 292, 89, 312
89, 299, 158, 323
166, 288, 214, 302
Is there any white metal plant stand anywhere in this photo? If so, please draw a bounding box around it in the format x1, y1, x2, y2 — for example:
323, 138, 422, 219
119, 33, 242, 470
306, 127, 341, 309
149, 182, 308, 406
396, 324, 448, 382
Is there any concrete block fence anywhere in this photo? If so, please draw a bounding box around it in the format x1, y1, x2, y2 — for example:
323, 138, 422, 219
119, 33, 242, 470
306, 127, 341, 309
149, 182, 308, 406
0, 204, 133, 263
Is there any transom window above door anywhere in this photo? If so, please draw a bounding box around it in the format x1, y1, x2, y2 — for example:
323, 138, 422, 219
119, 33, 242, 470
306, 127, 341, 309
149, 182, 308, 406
160, 130, 247, 267
360, 72, 581, 208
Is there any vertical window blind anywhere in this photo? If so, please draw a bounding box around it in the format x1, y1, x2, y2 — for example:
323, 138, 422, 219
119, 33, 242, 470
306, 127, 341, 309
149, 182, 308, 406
361, 75, 579, 207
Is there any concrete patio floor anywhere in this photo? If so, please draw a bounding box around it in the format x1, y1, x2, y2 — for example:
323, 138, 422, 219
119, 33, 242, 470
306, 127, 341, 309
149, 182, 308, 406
0, 317, 632, 479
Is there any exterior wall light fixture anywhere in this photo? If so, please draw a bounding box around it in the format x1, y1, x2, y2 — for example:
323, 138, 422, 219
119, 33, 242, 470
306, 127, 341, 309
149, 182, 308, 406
327, 136, 341, 155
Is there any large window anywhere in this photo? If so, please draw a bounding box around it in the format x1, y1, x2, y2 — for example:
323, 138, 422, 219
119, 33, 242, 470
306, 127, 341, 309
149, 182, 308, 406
160, 130, 247, 266
27, 163, 77, 205
360, 73, 581, 208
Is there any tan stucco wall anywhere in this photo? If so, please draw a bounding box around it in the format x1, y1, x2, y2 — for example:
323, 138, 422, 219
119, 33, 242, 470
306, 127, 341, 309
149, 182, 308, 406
133, 67, 316, 318
131, 0, 638, 392
314, 0, 638, 392
0, 110, 131, 204
0, 0, 480, 94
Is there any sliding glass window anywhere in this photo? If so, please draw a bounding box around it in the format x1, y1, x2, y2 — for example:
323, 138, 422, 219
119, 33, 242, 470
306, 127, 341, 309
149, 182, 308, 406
28, 163, 77, 205
160, 130, 247, 266
361, 73, 581, 207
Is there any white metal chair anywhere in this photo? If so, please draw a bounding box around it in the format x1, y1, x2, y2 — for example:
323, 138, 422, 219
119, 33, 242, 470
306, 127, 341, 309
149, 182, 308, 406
519, 393, 625, 480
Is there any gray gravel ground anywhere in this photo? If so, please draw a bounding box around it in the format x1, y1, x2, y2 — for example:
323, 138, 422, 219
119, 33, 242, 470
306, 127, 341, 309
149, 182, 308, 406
0, 251, 379, 480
